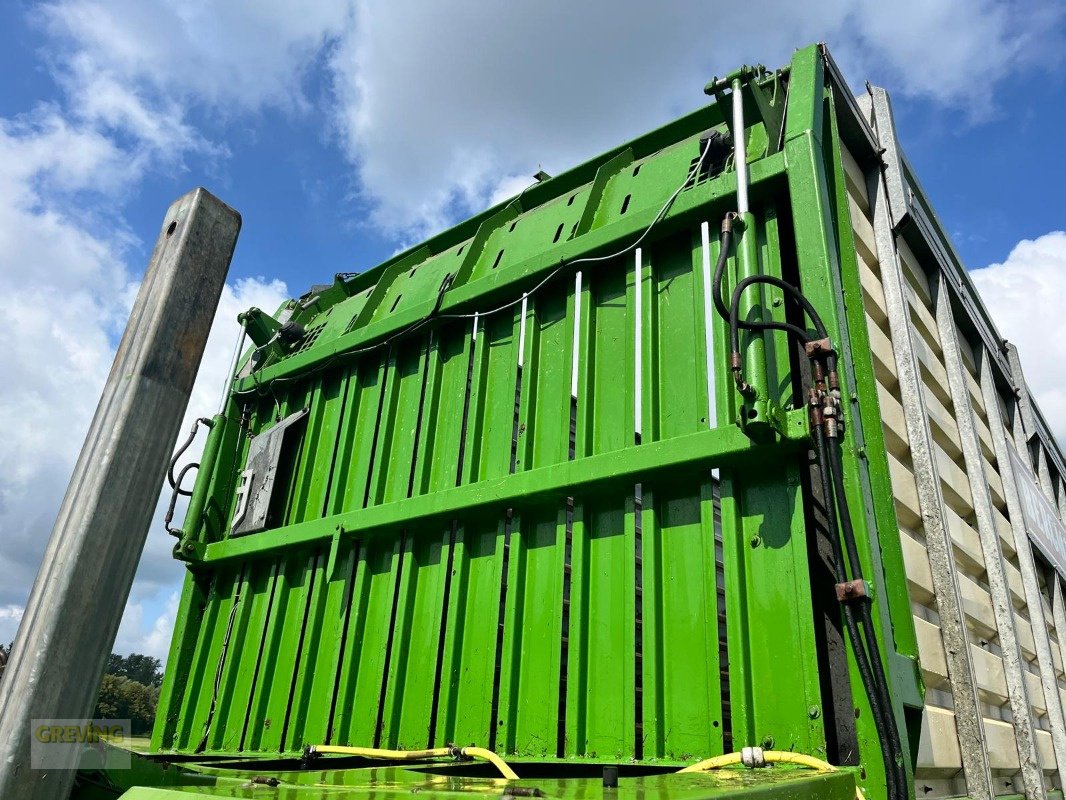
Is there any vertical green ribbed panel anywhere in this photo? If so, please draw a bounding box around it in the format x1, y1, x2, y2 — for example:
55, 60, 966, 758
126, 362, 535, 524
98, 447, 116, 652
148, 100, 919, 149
157, 227, 743, 761
152, 119, 836, 767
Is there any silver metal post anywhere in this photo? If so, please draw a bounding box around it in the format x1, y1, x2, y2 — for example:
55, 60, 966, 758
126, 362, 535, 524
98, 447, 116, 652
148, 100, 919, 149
865, 136, 991, 800
935, 274, 1045, 800
981, 356, 1066, 786
218, 322, 248, 415
731, 78, 749, 215
0, 188, 240, 800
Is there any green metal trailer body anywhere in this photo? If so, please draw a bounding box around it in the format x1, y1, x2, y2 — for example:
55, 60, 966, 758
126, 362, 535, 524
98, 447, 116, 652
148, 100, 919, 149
85, 43, 1066, 800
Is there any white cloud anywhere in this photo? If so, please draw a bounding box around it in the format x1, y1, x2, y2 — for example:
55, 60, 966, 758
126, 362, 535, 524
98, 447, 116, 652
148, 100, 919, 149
31, 0, 1062, 240
0, 99, 288, 653
971, 231, 1066, 447
39, 1, 355, 120
114, 590, 180, 662
0, 2, 298, 655
330, 0, 1062, 237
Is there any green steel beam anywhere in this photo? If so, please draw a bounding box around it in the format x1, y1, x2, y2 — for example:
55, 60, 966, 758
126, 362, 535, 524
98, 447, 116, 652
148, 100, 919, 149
575, 148, 634, 236
200, 411, 808, 565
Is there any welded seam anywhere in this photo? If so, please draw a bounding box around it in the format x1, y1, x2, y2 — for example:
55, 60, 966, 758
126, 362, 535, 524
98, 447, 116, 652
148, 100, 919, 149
324, 542, 360, 745
239, 560, 281, 752
277, 551, 321, 751
372, 534, 407, 749
427, 522, 457, 746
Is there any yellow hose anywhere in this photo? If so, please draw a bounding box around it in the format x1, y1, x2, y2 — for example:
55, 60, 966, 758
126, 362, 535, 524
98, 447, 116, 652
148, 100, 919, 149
460, 747, 520, 780
678, 749, 862, 800
308, 744, 518, 780
313, 745, 452, 760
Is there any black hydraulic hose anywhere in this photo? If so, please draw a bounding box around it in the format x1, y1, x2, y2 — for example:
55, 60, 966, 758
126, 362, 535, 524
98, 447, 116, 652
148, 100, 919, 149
815, 424, 900, 800
730, 310, 814, 355
725, 275, 831, 360
712, 222, 735, 322
740, 274, 830, 339
858, 602, 908, 797
825, 436, 865, 583
168, 417, 210, 497
825, 435, 907, 800
164, 462, 199, 535
812, 422, 848, 585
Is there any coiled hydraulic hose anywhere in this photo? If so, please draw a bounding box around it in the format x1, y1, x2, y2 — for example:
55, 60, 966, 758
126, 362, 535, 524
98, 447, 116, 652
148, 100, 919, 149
679, 748, 863, 800
306, 744, 519, 780
711, 213, 905, 800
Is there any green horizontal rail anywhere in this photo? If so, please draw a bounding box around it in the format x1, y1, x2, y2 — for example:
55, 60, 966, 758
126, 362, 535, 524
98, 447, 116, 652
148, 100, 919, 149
202, 410, 808, 565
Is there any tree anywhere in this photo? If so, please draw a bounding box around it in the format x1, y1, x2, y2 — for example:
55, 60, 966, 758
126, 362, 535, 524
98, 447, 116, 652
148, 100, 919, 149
118, 654, 163, 688
94, 652, 165, 735
105, 653, 163, 688
95, 675, 159, 736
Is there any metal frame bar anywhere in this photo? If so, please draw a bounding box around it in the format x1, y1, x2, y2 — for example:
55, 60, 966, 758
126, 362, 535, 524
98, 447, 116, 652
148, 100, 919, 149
201, 412, 808, 564
865, 103, 992, 800
935, 273, 1045, 799
980, 353, 1066, 785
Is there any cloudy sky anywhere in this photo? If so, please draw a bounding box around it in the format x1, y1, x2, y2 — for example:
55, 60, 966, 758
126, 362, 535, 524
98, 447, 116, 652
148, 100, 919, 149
1, 1, 1064, 659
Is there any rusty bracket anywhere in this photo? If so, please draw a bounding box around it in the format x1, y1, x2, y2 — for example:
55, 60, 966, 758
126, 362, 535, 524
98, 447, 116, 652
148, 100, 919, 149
804, 337, 834, 358
835, 579, 873, 603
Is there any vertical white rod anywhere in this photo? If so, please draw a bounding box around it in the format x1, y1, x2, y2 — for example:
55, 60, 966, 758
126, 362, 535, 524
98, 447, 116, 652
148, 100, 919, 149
700, 221, 717, 428
571, 272, 582, 399
634, 248, 643, 439
217, 323, 247, 415
731, 78, 749, 215
517, 294, 528, 367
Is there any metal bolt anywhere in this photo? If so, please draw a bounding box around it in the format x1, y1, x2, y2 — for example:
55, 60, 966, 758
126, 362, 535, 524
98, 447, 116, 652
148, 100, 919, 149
808, 706, 820, 719
761, 736, 775, 749
750, 535, 761, 548
772, 296, 783, 308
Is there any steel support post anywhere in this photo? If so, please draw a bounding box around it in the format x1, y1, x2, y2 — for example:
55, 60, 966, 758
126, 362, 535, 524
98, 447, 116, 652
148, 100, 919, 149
0, 188, 240, 800
980, 356, 1066, 786
865, 132, 991, 800
934, 274, 1045, 799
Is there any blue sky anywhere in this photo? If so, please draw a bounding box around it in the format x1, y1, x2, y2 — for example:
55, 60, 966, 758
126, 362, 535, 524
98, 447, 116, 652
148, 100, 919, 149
1, 1, 1064, 657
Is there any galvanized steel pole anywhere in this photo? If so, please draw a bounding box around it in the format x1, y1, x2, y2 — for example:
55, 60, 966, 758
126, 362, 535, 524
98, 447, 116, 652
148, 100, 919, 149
0, 188, 240, 800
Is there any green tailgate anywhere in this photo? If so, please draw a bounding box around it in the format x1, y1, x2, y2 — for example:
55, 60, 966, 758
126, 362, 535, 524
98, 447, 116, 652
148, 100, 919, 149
140, 44, 919, 800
